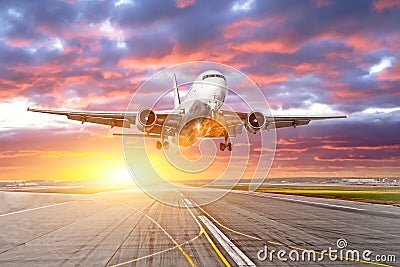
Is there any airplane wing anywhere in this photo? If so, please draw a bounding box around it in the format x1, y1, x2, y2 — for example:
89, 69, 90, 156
28, 107, 345, 139
222, 110, 346, 135
27, 107, 134, 128
265, 115, 347, 129
27, 108, 182, 136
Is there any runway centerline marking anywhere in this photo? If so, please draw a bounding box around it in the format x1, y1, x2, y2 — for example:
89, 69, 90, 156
199, 215, 256, 266
0, 201, 74, 218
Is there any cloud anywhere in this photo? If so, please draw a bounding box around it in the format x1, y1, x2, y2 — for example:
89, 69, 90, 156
231, 0, 255, 13
372, 0, 400, 11
369, 56, 395, 75
0, 0, 399, 179
175, 0, 195, 9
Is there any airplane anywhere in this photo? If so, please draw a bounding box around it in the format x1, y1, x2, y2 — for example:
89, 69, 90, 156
28, 70, 346, 151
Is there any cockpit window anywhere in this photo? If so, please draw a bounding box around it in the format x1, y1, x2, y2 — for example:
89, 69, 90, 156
202, 74, 226, 81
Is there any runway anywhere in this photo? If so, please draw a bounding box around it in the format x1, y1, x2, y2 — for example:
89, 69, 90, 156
0, 188, 399, 266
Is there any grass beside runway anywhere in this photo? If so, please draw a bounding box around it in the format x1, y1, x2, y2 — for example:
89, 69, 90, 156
232, 185, 400, 205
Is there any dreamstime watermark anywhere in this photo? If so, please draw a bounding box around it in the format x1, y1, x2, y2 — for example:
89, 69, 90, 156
257, 238, 396, 264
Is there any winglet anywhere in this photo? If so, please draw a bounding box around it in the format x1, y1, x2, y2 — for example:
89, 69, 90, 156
173, 73, 181, 109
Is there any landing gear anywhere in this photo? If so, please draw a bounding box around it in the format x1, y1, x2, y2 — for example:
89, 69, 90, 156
156, 141, 162, 150
219, 131, 232, 151
227, 142, 232, 151
220, 142, 225, 151
156, 141, 169, 150
163, 141, 170, 150
219, 142, 232, 151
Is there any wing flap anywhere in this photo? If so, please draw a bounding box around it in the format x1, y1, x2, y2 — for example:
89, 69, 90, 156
67, 115, 131, 128
268, 115, 346, 129
268, 119, 310, 129
27, 108, 129, 119
272, 115, 346, 121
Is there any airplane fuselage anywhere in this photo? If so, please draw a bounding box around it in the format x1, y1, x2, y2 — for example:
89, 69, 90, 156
168, 70, 228, 147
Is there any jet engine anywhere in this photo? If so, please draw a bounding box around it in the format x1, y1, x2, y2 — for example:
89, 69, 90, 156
136, 109, 157, 132
245, 111, 266, 134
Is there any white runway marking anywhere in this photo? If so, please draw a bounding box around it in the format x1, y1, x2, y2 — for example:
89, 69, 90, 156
234, 191, 364, 211
253, 192, 365, 211
183, 198, 193, 207
199, 215, 256, 266
0, 201, 74, 218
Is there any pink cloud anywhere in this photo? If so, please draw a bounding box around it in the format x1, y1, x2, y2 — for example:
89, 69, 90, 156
175, 0, 195, 8
247, 73, 288, 85
372, 0, 400, 11
227, 40, 298, 54
378, 61, 400, 81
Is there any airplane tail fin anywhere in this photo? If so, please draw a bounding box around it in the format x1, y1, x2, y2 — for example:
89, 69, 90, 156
173, 73, 181, 109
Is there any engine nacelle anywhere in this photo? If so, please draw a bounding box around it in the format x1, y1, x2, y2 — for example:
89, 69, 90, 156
245, 111, 266, 134
136, 109, 157, 132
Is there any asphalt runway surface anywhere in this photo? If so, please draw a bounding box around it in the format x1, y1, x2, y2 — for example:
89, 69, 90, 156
0, 188, 399, 266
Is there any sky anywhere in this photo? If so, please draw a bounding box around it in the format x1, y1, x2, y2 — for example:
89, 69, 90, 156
0, 0, 399, 182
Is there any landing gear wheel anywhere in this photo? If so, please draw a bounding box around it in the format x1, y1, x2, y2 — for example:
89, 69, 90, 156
219, 143, 226, 151
227, 143, 232, 151
163, 141, 170, 150
156, 141, 162, 150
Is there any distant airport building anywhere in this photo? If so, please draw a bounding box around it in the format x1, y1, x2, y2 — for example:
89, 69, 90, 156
342, 178, 381, 184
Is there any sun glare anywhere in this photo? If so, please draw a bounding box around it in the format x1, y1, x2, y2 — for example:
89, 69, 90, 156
109, 167, 133, 185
